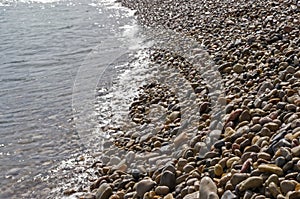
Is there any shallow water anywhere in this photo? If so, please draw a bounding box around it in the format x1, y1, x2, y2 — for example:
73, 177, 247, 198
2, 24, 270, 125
0, 0, 140, 197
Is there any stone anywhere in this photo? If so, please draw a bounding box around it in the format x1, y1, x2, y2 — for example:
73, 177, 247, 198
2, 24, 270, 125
199, 177, 218, 199
227, 109, 243, 122
269, 182, 281, 198
244, 144, 260, 153
288, 191, 300, 199
174, 132, 188, 148
163, 193, 174, 199
177, 158, 187, 171
251, 124, 262, 132
233, 63, 244, 73
275, 157, 286, 167
291, 145, 300, 157
160, 170, 176, 190
226, 157, 240, 169
183, 164, 194, 173
183, 192, 199, 199
264, 122, 279, 131
239, 110, 251, 122
259, 117, 273, 125
168, 111, 180, 122
163, 164, 176, 174
220, 190, 236, 199
286, 66, 296, 74
257, 152, 271, 161
230, 173, 249, 187
109, 195, 120, 199
258, 164, 284, 176
155, 186, 169, 195
96, 183, 113, 199
135, 179, 156, 198
280, 180, 296, 195
238, 176, 263, 191
214, 164, 223, 176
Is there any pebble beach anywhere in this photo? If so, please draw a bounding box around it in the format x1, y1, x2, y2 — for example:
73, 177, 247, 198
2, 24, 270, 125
63, 0, 300, 199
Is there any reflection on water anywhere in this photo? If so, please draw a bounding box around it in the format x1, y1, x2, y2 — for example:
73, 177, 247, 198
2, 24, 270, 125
0, 0, 137, 197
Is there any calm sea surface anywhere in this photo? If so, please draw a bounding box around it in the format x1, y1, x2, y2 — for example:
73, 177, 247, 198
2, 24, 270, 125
0, 0, 138, 197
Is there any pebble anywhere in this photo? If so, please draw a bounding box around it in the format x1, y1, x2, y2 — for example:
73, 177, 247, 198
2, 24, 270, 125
268, 182, 281, 198
155, 186, 170, 195
238, 176, 263, 191
280, 180, 297, 195
275, 157, 286, 167
163, 193, 174, 199
264, 122, 279, 131
199, 177, 218, 199
258, 164, 284, 176
214, 164, 223, 176
183, 164, 194, 173
160, 170, 176, 190
135, 179, 156, 198
230, 173, 249, 187
287, 191, 300, 199
291, 145, 300, 157
233, 63, 244, 74
63, 1, 300, 199
220, 190, 236, 199
96, 183, 112, 199
183, 192, 199, 199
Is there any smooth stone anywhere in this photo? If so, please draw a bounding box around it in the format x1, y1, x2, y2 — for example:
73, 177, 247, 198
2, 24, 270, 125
286, 66, 296, 74
214, 140, 225, 149
96, 183, 113, 199
244, 144, 260, 153
280, 180, 296, 195
221, 190, 236, 199
233, 63, 244, 73
257, 152, 271, 161
251, 124, 262, 132
155, 186, 170, 195
109, 195, 120, 199
227, 109, 243, 122
269, 182, 281, 198
214, 164, 223, 176
231, 173, 249, 186
163, 193, 174, 199
109, 156, 121, 165
264, 122, 279, 132
226, 157, 240, 168
240, 110, 251, 122
199, 177, 218, 199
258, 127, 271, 137
258, 164, 284, 176
275, 157, 286, 167
177, 158, 188, 171
183, 164, 194, 173
174, 132, 188, 149
287, 191, 300, 199
135, 179, 156, 198
243, 190, 253, 199
238, 176, 263, 191
163, 164, 176, 174
254, 195, 266, 199
291, 145, 300, 157
160, 170, 176, 190
259, 117, 273, 125
283, 161, 293, 172
168, 111, 180, 121
183, 192, 199, 199
279, 147, 291, 158
258, 82, 274, 94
